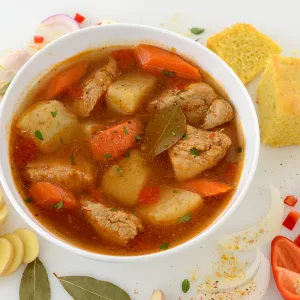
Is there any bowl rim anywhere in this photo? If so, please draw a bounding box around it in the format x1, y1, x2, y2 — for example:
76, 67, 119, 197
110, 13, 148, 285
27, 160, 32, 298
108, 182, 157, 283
0, 23, 260, 262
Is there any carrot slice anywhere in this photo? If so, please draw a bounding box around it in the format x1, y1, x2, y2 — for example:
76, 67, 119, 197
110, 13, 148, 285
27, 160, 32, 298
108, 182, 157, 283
28, 182, 77, 209
90, 119, 142, 161
135, 44, 201, 80
271, 236, 300, 299
42, 61, 88, 99
182, 179, 232, 198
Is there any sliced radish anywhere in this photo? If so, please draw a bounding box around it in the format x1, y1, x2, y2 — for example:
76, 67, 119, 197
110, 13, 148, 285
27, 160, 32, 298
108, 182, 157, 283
219, 185, 284, 251
0, 50, 30, 92
27, 14, 80, 55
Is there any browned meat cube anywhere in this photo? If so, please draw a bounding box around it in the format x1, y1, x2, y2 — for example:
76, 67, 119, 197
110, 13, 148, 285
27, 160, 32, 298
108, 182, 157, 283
80, 197, 144, 245
24, 157, 95, 192
169, 125, 232, 181
68, 57, 119, 117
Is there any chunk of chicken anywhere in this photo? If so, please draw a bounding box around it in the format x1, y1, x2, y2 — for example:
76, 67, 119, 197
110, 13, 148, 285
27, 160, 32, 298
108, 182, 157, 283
149, 82, 234, 128
80, 197, 144, 245
201, 98, 235, 129
169, 125, 232, 181
68, 57, 119, 117
24, 157, 95, 193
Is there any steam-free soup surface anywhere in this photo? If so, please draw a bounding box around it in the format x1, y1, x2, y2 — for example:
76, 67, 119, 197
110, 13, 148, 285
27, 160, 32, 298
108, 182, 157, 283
10, 45, 243, 255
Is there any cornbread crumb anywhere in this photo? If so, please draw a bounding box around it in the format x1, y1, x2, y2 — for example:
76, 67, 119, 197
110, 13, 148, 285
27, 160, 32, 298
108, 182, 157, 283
258, 55, 300, 147
207, 23, 281, 84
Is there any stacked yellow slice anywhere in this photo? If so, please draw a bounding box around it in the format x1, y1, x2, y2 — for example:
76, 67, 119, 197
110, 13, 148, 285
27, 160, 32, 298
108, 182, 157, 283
0, 190, 39, 276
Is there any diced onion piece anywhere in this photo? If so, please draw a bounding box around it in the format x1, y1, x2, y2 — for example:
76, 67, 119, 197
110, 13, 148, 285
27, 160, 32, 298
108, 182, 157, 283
27, 14, 80, 55
282, 210, 300, 231
0, 50, 30, 90
219, 185, 284, 251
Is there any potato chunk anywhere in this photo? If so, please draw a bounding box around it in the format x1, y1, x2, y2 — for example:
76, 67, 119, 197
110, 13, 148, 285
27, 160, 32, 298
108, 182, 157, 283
139, 187, 203, 225
17, 100, 79, 153
107, 72, 157, 115
101, 150, 150, 206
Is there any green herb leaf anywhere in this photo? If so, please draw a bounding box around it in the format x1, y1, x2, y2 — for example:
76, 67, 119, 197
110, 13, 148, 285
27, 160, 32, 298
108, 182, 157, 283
178, 213, 191, 223
0, 81, 11, 96
182, 279, 190, 293
183, 133, 188, 139
54, 273, 130, 300
143, 104, 186, 158
237, 146, 242, 153
117, 167, 124, 174
25, 197, 33, 204
162, 70, 176, 77
160, 243, 169, 250
136, 135, 142, 142
19, 258, 50, 300
111, 207, 119, 211
50, 201, 63, 209
125, 149, 130, 158
190, 27, 205, 35
113, 130, 118, 134
173, 190, 179, 194
123, 127, 129, 135
35, 130, 44, 141
50, 111, 57, 118
104, 153, 111, 159
190, 148, 199, 156
70, 154, 75, 165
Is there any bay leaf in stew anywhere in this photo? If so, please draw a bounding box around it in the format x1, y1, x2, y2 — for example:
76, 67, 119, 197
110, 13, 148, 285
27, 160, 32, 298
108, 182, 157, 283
143, 103, 186, 158
19, 257, 50, 300
54, 273, 131, 300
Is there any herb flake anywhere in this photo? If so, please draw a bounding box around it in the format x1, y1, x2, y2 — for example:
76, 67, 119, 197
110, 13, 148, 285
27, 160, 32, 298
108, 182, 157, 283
51, 111, 57, 118
190, 27, 205, 35
178, 213, 191, 223
111, 208, 119, 211
104, 153, 111, 159
123, 127, 129, 135
190, 148, 199, 156
136, 135, 142, 142
34, 130, 44, 141
182, 279, 190, 293
162, 70, 176, 77
183, 133, 188, 139
50, 201, 63, 209
25, 197, 33, 204
173, 190, 179, 194
70, 154, 75, 165
160, 243, 169, 250
125, 149, 130, 158
237, 146, 243, 153
117, 167, 124, 174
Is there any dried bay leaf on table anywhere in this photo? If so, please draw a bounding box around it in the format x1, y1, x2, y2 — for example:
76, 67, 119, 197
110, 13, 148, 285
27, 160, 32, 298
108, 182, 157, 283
19, 257, 50, 300
54, 274, 131, 300
143, 103, 186, 158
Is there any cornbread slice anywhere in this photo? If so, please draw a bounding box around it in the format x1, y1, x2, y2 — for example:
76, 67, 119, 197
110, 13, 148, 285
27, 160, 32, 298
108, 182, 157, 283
207, 23, 281, 84
258, 55, 300, 147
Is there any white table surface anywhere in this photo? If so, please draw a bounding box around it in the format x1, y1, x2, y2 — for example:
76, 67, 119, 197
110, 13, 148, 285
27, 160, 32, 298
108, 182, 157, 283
1, 0, 300, 298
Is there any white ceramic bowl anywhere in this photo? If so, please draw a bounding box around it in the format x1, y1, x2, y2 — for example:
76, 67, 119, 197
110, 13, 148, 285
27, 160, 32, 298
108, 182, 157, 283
0, 24, 260, 262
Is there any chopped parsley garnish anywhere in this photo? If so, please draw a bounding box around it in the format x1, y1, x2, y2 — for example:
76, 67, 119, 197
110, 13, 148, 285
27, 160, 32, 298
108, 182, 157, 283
160, 243, 169, 250
136, 135, 142, 142
117, 167, 124, 174
190, 148, 199, 156
104, 153, 111, 159
70, 154, 75, 165
190, 27, 205, 35
173, 189, 179, 194
164, 144, 169, 148
123, 127, 129, 135
183, 133, 188, 139
51, 111, 57, 118
125, 149, 130, 158
50, 201, 63, 209
25, 197, 33, 204
34, 130, 43, 141
178, 213, 191, 223
237, 146, 243, 153
182, 279, 190, 293
177, 89, 187, 95
111, 207, 119, 211
113, 130, 118, 134
162, 70, 176, 77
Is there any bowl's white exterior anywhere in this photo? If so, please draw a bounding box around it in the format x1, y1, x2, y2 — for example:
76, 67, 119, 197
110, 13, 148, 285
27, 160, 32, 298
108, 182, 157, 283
0, 24, 259, 262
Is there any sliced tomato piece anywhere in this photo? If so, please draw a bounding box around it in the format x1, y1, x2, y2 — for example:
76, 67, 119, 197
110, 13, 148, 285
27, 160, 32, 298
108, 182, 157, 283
271, 236, 300, 299
283, 210, 300, 231
295, 235, 300, 247
284, 196, 298, 207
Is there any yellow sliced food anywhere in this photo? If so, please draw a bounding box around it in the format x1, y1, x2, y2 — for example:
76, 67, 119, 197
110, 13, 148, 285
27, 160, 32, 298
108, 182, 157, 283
14, 229, 39, 264
0, 189, 4, 210
0, 203, 8, 226
0, 238, 14, 275
2, 233, 24, 276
